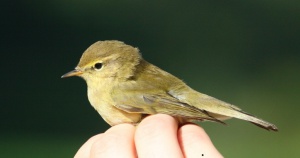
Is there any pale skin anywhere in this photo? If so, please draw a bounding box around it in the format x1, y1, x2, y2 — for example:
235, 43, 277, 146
74, 114, 223, 158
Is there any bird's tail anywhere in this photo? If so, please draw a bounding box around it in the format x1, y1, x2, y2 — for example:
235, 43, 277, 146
188, 92, 278, 131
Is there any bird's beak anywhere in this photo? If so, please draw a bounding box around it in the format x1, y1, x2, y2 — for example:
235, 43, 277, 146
61, 69, 83, 78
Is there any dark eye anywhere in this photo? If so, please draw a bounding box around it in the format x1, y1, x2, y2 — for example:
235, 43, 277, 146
94, 63, 103, 70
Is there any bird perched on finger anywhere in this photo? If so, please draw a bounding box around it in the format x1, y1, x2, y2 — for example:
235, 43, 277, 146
62, 40, 278, 131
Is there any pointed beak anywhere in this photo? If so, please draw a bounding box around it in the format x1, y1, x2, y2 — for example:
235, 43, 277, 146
61, 69, 83, 78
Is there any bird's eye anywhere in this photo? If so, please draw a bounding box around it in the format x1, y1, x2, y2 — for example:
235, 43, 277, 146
94, 63, 103, 70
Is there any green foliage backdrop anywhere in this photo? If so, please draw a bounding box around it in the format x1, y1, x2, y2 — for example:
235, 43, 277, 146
1, 1, 299, 157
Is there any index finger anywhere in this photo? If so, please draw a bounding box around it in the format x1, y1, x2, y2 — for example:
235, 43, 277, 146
178, 124, 223, 158
135, 114, 184, 158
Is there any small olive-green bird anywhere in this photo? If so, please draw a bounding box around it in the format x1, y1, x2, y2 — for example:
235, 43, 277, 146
62, 40, 278, 131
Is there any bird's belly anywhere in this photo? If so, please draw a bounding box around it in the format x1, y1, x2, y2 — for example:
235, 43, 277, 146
87, 89, 141, 126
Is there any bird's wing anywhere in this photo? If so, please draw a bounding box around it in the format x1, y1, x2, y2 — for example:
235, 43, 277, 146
111, 84, 224, 123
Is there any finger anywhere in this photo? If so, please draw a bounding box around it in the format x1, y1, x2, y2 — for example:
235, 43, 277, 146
135, 114, 184, 158
90, 123, 137, 158
74, 134, 104, 158
178, 124, 223, 158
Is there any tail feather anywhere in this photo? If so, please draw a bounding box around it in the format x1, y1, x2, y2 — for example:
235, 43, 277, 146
230, 107, 278, 131
188, 93, 278, 131
170, 89, 278, 131
210, 109, 278, 131
214, 107, 278, 131
251, 121, 278, 131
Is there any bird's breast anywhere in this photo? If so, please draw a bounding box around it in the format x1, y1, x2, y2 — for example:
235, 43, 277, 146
86, 79, 142, 126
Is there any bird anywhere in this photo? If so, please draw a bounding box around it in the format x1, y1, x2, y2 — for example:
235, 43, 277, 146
62, 40, 278, 131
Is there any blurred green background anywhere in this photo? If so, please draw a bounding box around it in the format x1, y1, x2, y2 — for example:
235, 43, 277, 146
1, 0, 299, 157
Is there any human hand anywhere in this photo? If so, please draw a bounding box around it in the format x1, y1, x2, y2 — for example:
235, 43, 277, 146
74, 114, 223, 158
